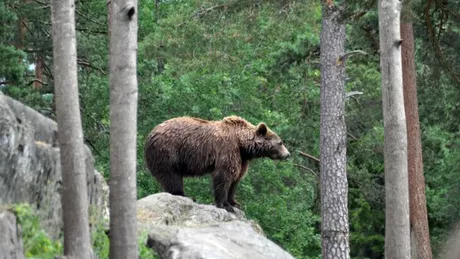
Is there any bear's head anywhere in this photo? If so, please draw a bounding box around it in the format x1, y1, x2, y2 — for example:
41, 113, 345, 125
250, 122, 291, 160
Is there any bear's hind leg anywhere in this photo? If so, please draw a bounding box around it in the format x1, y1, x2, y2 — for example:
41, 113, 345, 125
212, 171, 234, 213
227, 180, 241, 209
158, 173, 185, 197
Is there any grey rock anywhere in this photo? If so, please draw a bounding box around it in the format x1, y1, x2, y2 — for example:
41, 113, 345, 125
138, 193, 294, 259
0, 210, 25, 259
0, 92, 109, 239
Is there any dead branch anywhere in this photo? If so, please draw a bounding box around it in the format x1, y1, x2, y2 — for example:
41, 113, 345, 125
293, 164, 318, 178
76, 9, 104, 26
338, 50, 368, 64
27, 79, 48, 86
30, 0, 48, 8
298, 151, 320, 163
76, 28, 108, 35
345, 91, 363, 99
177, 3, 234, 28
192, 4, 229, 18
347, 132, 358, 141
77, 60, 107, 75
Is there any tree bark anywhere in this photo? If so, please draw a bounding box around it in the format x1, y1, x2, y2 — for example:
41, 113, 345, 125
33, 55, 43, 89
378, 0, 411, 258
50, 0, 91, 258
319, 1, 350, 258
401, 1, 433, 258
108, 0, 139, 258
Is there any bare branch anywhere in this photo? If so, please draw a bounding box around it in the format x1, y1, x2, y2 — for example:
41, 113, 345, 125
177, 3, 235, 28
347, 132, 358, 141
297, 151, 320, 163
293, 164, 318, 178
77, 59, 107, 75
31, 0, 49, 7
345, 91, 363, 99
192, 4, 229, 18
76, 28, 108, 34
76, 8, 104, 26
338, 50, 368, 64
27, 79, 48, 86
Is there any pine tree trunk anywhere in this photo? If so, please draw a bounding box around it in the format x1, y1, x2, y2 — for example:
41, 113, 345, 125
401, 2, 433, 258
319, 1, 350, 258
378, 0, 411, 258
33, 55, 43, 89
108, 0, 139, 258
50, 0, 91, 258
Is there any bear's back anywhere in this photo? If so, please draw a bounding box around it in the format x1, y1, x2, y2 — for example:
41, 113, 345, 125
145, 116, 238, 176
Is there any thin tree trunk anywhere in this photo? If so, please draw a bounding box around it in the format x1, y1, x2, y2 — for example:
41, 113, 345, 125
34, 55, 43, 89
16, 18, 26, 58
401, 1, 433, 258
15, 0, 29, 64
108, 0, 139, 258
50, 0, 91, 258
378, 0, 411, 258
319, 1, 350, 258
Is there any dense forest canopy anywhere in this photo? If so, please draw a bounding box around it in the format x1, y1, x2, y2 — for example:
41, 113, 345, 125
1, 0, 460, 258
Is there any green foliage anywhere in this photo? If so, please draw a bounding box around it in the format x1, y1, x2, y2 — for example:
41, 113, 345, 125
243, 161, 321, 258
13, 204, 157, 259
91, 226, 158, 259
2, 0, 460, 258
0, 1, 26, 87
13, 204, 63, 258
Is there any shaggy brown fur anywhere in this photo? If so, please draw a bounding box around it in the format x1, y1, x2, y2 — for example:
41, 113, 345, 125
144, 115, 290, 212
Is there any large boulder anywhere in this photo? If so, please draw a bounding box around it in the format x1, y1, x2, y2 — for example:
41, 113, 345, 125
0, 210, 25, 259
137, 193, 295, 259
0, 92, 109, 239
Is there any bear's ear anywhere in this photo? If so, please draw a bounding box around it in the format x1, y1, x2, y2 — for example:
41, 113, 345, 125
256, 123, 268, 136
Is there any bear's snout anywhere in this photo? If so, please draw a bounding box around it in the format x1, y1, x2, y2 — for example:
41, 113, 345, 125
284, 150, 291, 159
281, 149, 291, 159
272, 145, 290, 160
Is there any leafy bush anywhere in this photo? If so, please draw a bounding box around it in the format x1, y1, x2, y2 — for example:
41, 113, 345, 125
13, 204, 62, 259
12, 204, 157, 259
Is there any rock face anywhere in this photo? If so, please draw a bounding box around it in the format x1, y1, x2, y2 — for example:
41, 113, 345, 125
0, 92, 109, 239
137, 193, 295, 259
0, 210, 25, 259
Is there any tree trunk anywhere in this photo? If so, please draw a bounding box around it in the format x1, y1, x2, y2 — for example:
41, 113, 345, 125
50, 0, 91, 258
15, 0, 30, 64
107, 0, 139, 258
33, 55, 43, 89
319, 1, 350, 258
378, 0, 411, 258
401, 1, 433, 258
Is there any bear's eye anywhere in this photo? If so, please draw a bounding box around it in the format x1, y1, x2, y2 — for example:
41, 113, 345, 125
278, 141, 283, 146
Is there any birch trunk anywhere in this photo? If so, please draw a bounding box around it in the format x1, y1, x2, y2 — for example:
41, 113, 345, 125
378, 0, 411, 257
108, 0, 139, 258
50, 0, 91, 257
319, 1, 350, 258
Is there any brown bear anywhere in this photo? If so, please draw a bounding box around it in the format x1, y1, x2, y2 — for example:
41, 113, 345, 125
144, 115, 290, 212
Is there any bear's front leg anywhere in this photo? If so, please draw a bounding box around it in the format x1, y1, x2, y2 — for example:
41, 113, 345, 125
212, 172, 235, 213
227, 180, 241, 209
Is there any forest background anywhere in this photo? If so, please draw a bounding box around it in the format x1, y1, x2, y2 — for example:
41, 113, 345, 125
1, 0, 460, 258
